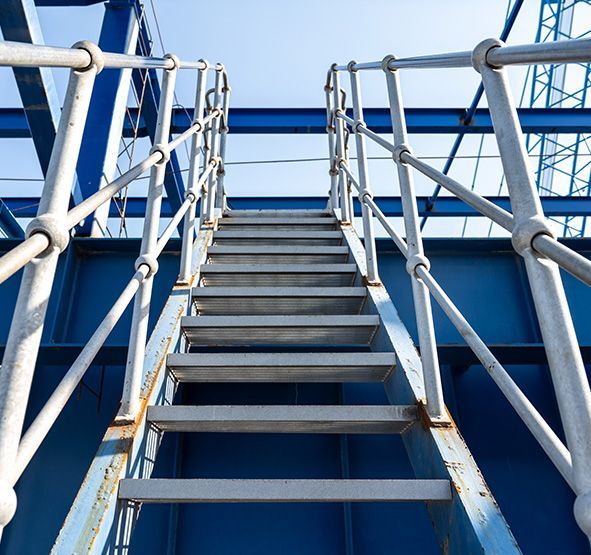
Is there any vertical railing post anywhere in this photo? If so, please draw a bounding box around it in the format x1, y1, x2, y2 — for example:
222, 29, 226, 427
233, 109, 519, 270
324, 70, 339, 212
204, 66, 223, 222
216, 71, 231, 211
474, 38, 591, 538
0, 41, 102, 538
382, 56, 446, 421
119, 54, 179, 419
179, 61, 209, 283
347, 62, 379, 282
331, 67, 352, 223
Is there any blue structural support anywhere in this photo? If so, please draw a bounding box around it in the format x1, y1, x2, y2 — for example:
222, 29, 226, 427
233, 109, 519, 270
75, 0, 139, 236
0, 0, 83, 226
0, 107, 588, 137
4, 195, 591, 219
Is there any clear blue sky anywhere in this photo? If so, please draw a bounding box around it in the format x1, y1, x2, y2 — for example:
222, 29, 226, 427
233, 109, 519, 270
0, 1, 562, 237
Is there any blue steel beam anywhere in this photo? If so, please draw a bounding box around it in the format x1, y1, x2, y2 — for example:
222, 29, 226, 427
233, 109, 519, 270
75, 0, 139, 236
34, 0, 105, 4
4, 195, 591, 218
0, 107, 589, 137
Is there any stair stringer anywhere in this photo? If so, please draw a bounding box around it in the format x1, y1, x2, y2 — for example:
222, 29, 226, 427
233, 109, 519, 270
340, 222, 521, 554
51, 226, 215, 555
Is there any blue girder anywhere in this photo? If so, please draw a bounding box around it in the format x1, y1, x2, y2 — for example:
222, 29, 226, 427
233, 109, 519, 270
0, 107, 588, 137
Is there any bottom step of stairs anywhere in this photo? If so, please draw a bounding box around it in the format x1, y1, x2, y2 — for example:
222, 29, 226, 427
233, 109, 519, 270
119, 479, 451, 503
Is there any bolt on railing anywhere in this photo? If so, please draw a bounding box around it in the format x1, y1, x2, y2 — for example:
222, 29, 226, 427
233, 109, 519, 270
0, 39, 229, 539
326, 36, 591, 538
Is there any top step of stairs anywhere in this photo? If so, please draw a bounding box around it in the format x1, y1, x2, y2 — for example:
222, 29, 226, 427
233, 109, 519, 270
223, 209, 332, 218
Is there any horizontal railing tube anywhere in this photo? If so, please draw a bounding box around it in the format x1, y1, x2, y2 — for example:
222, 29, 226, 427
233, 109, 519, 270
0, 40, 207, 71
487, 38, 591, 67
333, 37, 591, 73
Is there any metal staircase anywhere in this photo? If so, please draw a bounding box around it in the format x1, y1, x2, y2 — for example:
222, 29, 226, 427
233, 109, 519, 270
118, 209, 452, 510
2, 33, 591, 554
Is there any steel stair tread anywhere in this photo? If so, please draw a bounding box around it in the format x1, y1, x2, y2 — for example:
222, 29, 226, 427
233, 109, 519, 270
147, 404, 417, 433
223, 209, 332, 218
166, 352, 396, 382
181, 315, 380, 346
213, 230, 343, 246
192, 287, 366, 315
207, 245, 350, 264
118, 479, 452, 503
199, 264, 356, 287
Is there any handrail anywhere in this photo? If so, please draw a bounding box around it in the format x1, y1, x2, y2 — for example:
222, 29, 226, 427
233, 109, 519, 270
0, 112, 223, 287
325, 35, 591, 539
333, 37, 591, 72
0, 39, 230, 538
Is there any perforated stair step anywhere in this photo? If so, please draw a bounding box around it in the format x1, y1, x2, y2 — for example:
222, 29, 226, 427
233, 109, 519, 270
181, 315, 380, 346
166, 352, 396, 382
192, 287, 366, 315
218, 217, 337, 230
207, 245, 350, 264
199, 264, 357, 287
213, 230, 343, 246
223, 209, 331, 218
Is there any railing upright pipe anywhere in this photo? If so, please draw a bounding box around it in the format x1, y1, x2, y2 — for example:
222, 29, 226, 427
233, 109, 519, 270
205, 67, 223, 222
216, 73, 231, 211
324, 71, 339, 212
331, 68, 351, 223
347, 62, 379, 282
0, 41, 102, 538
179, 62, 209, 283
382, 57, 446, 421
474, 38, 591, 538
119, 54, 179, 419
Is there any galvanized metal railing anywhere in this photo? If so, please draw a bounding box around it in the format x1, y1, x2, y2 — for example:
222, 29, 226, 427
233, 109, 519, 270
0, 40, 229, 539
325, 37, 591, 539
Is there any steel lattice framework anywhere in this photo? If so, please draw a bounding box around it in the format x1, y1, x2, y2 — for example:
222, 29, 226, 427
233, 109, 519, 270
527, 0, 591, 236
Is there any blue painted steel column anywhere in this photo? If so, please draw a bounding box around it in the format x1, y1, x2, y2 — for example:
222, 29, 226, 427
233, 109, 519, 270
0, 0, 85, 237
75, 0, 139, 236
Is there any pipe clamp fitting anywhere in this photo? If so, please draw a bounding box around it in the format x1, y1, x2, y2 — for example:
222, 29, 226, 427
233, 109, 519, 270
72, 40, 104, 74
185, 190, 197, 203
359, 190, 373, 204
164, 53, 181, 71
406, 253, 430, 276
511, 215, 554, 256
135, 254, 159, 278
392, 143, 412, 164
190, 120, 204, 133
472, 38, 504, 73
353, 121, 366, 134
347, 60, 357, 73
381, 54, 396, 72
26, 214, 70, 255
150, 143, 170, 165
